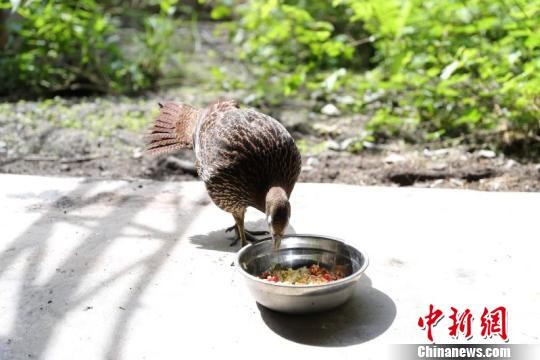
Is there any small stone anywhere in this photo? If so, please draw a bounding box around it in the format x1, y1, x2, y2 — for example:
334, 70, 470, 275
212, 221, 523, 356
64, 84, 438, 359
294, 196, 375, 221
489, 180, 502, 191
306, 157, 319, 167
534, 164, 540, 173
362, 141, 375, 149
384, 153, 406, 164
429, 162, 447, 171
450, 178, 465, 187
60, 164, 71, 172
504, 159, 518, 169
320, 103, 341, 117
327, 170, 340, 180
326, 140, 341, 151
477, 149, 496, 158
363, 89, 385, 103
132, 148, 143, 159
423, 148, 450, 158
340, 138, 355, 151
243, 94, 258, 104
335, 95, 355, 105
142, 168, 153, 176
313, 122, 340, 137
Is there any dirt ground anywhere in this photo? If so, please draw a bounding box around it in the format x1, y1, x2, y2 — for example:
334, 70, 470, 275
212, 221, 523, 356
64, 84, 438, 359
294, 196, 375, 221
1, 120, 539, 192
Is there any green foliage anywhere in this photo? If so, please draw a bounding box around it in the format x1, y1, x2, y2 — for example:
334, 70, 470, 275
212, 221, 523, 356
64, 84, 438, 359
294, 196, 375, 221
222, 0, 368, 103
139, 14, 176, 80
342, 0, 540, 141
0, 0, 176, 97
216, 0, 540, 146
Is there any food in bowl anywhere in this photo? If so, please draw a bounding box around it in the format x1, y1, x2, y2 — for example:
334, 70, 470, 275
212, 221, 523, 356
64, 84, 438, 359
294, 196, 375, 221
260, 263, 345, 285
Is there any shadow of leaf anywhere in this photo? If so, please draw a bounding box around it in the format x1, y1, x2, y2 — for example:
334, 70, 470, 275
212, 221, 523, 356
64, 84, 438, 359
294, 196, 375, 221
0, 179, 203, 359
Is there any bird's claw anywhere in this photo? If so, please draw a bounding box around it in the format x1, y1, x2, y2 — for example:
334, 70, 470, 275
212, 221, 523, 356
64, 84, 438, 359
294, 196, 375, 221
227, 226, 269, 246
245, 230, 270, 236
225, 225, 269, 235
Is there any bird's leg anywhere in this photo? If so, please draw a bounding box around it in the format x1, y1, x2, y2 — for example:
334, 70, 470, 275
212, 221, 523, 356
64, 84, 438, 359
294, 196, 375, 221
225, 211, 269, 247
230, 211, 248, 247
228, 210, 269, 247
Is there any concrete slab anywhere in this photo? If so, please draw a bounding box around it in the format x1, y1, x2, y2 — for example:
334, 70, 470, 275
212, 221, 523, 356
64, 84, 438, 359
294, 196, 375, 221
0, 174, 539, 359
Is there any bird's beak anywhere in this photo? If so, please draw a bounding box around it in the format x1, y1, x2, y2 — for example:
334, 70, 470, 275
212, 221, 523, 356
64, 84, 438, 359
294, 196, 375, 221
267, 214, 283, 250
272, 234, 282, 251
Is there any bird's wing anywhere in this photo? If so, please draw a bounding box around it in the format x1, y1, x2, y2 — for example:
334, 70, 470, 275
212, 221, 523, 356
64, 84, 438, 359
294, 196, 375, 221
196, 107, 301, 201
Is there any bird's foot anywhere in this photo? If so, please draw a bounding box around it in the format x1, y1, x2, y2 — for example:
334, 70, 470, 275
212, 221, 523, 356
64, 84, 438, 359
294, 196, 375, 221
225, 225, 269, 236
227, 226, 269, 247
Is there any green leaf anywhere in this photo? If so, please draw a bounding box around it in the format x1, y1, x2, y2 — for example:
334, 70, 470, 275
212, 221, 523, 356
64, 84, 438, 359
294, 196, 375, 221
211, 5, 232, 20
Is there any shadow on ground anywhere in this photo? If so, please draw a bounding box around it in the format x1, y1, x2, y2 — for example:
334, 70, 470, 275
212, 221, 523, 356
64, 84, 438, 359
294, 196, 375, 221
189, 218, 297, 253
0, 179, 202, 359
257, 275, 396, 346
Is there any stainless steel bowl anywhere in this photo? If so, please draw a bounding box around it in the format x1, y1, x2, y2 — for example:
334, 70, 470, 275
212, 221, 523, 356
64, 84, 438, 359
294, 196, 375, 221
236, 234, 369, 314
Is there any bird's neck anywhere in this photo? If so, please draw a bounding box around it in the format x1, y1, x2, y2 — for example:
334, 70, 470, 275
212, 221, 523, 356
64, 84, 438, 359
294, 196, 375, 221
265, 186, 288, 212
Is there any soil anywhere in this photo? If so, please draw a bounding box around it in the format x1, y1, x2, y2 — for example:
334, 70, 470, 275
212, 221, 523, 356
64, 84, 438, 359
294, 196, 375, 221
1, 121, 538, 192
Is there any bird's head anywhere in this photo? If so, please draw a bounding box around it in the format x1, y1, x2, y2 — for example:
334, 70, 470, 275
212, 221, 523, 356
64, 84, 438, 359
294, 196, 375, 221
265, 187, 290, 250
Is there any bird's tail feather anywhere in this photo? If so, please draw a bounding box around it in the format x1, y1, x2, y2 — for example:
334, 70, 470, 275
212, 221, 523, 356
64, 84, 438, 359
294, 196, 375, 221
145, 102, 200, 155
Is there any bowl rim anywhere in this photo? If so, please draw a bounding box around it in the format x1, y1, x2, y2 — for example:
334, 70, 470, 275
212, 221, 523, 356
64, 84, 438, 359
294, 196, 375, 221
235, 233, 369, 289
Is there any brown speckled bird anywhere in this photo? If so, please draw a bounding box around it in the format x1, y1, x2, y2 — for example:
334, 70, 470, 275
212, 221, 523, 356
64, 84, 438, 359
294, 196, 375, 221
145, 99, 302, 249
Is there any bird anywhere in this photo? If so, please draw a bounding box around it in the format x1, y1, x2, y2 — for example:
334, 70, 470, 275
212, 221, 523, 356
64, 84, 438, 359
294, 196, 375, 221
145, 99, 302, 249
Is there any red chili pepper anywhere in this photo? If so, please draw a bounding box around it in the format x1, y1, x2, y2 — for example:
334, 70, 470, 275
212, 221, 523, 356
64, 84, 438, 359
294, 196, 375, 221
322, 273, 332, 281
309, 264, 320, 275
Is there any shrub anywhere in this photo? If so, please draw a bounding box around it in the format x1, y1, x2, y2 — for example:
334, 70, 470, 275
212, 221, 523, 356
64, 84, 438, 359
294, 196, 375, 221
0, 0, 176, 97
219, 0, 372, 103
341, 0, 540, 142
216, 0, 540, 145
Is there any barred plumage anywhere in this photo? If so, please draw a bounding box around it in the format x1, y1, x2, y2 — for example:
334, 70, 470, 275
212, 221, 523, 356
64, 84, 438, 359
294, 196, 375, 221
145, 99, 302, 248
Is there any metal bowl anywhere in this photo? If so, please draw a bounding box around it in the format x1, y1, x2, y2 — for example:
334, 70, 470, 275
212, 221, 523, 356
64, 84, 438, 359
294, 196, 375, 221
236, 234, 369, 314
